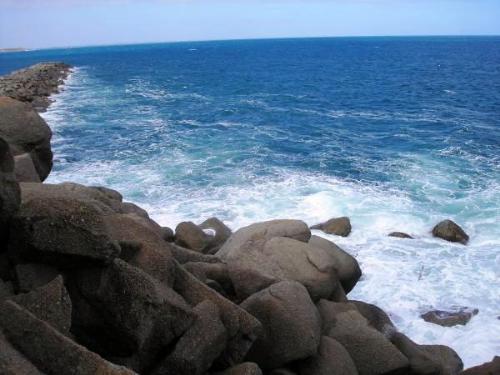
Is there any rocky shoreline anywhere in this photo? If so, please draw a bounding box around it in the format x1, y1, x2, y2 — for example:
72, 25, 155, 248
0, 63, 498, 375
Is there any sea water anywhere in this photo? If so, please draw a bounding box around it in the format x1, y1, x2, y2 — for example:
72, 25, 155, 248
1, 37, 499, 367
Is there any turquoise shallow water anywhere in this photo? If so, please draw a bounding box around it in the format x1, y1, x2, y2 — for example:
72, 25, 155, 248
1, 37, 499, 366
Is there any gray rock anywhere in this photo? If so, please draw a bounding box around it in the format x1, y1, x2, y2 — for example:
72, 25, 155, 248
310, 217, 351, 237
432, 220, 469, 245
161, 226, 175, 242
200, 217, 232, 253
10, 275, 71, 334
297, 336, 358, 375
0, 97, 53, 180
390, 332, 441, 375
14, 263, 58, 293
460, 356, 500, 375
308, 235, 361, 293
0, 138, 20, 241
9, 196, 121, 267
318, 300, 409, 375
388, 232, 414, 239
241, 281, 321, 369
152, 300, 227, 375
13, 153, 40, 182
0, 299, 136, 375
419, 345, 463, 375
175, 221, 212, 252
0, 330, 45, 375
350, 300, 395, 336
219, 362, 263, 375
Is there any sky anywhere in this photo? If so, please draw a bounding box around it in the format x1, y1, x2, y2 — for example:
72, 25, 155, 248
1, 0, 499, 49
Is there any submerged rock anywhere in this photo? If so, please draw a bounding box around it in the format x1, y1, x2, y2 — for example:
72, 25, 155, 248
310, 216, 352, 237
421, 307, 478, 327
388, 232, 414, 239
432, 220, 469, 245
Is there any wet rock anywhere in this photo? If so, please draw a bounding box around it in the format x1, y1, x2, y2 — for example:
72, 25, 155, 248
432, 220, 469, 245
388, 232, 414, 239
421, 308, 478, 327
310, 217, 352, 237
0, 299, 136, 375
0, 138, 20, 242
14, 263, 58, 293
151, 300, 227, 375
13, 153, 40, 182
9, 196, 121, 267
200, 217, 232, 253
73, 259, 194, 372
419, 345, 463, 375
460, 356, 500, 375
0, 97, 53, 180
10, 275, 71, 334
175, 221, 213, 252
241, 281, 321, 369
308, 235, 361, 293
297, 336, 358, 375
318, 299, 409, 375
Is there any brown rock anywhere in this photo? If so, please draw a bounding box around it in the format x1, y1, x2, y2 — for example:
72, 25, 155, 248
390, 332, 441, 375
421, 308, 478, 327
175, 221, 212, 252
388, 232, 414, 239
241, 281, 321, 369
460, 356, 500, 375
419, 345, 463, 375
13, 153, 41, 182
311, 217, 352, 237
432, 220, 469, 245
0, 138, 20, 242
0, 330, 44, 375
219, 362, 263, 375
14, 263, 58, 293
199, 217, 232, 253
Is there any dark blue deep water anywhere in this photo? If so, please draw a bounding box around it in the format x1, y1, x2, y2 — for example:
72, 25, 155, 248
1, 37, 499, 365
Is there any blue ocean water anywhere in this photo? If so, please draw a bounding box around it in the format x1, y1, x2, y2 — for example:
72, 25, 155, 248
1, 37, 499, 366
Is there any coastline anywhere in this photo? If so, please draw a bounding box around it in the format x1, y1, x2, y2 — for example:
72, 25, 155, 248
0, 63, 498, 374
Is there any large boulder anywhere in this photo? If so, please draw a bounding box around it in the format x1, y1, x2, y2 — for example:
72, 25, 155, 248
297, 336, 358, 375
390, 332, 441, 375
173, 262, 262, 368
8, 196, 121, 267
72, 259, 194, 372
241, 281, 321, 369
460, 356, 500, 375
13, 153, 40, 182
0, 299, 135, 375
0, 96, 53, 181
419, 345, 463, 375
432, 220, 469, 245
310, 217, 351, 237
175, 221, 213, 253
0, 138, 20, 242
151, 300, 227, 375
308, 235, 361, 293
350, 300, 395, 336
317, 300, 409, 375
0, 330, 45, 375
10, 275, 72, 334
219, 362, 263, 375
199, 217, 232, 253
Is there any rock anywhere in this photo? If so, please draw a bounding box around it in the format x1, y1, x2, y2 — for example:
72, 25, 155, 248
0, 252, 12, 280
10, 275, 71, 334
421, 307, 478, 327
350, 300, 395, 336
14, 263, 58, 293
72, 259, 194, 372
297, 336, 358, 375
13, 153, 40, 182
0, 299, 136, 375
269, 370, 297, 375
9, 196, 121, 267
308, 235, 361, 293
175, 221, 212, 252
318, 299, 409, 375
161, 226, 175, 242
0, 330, 45, 375
460, 356, 500, 375
183, 261, 233, 296
199, 217, 232, 253
419, 345, 463, 375
241, 281, 321, 369
0, 97, 53, 180
120, 202, 150, 218
0, 138, 20, 242
219, 362, 263, 375
310, 217, 351, 237
432, 220, 469, 245
390, 332, 441, 375
0, 279, 14, 300
173, 262, 262, 368
0, 62, 71, 111
151, 300, 227, 375
171, 243, 222, 264
388, 232, 414, 239
91, 185, 123, 202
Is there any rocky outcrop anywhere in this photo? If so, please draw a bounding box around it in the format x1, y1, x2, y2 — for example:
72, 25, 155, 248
460, 356, 500, 375
0, 97, 53, 181
421, 307, 478, 327
311, 216, 352, 237
0, 62, 71, 111
432, 220, 469, 245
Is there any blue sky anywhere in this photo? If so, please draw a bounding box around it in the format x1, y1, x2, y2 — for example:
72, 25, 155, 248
1, 0, 499, 49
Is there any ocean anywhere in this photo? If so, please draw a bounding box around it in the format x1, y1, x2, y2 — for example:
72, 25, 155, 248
1, 36, 499, 367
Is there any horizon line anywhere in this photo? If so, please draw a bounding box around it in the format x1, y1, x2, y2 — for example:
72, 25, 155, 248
3, 33, 500, 52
